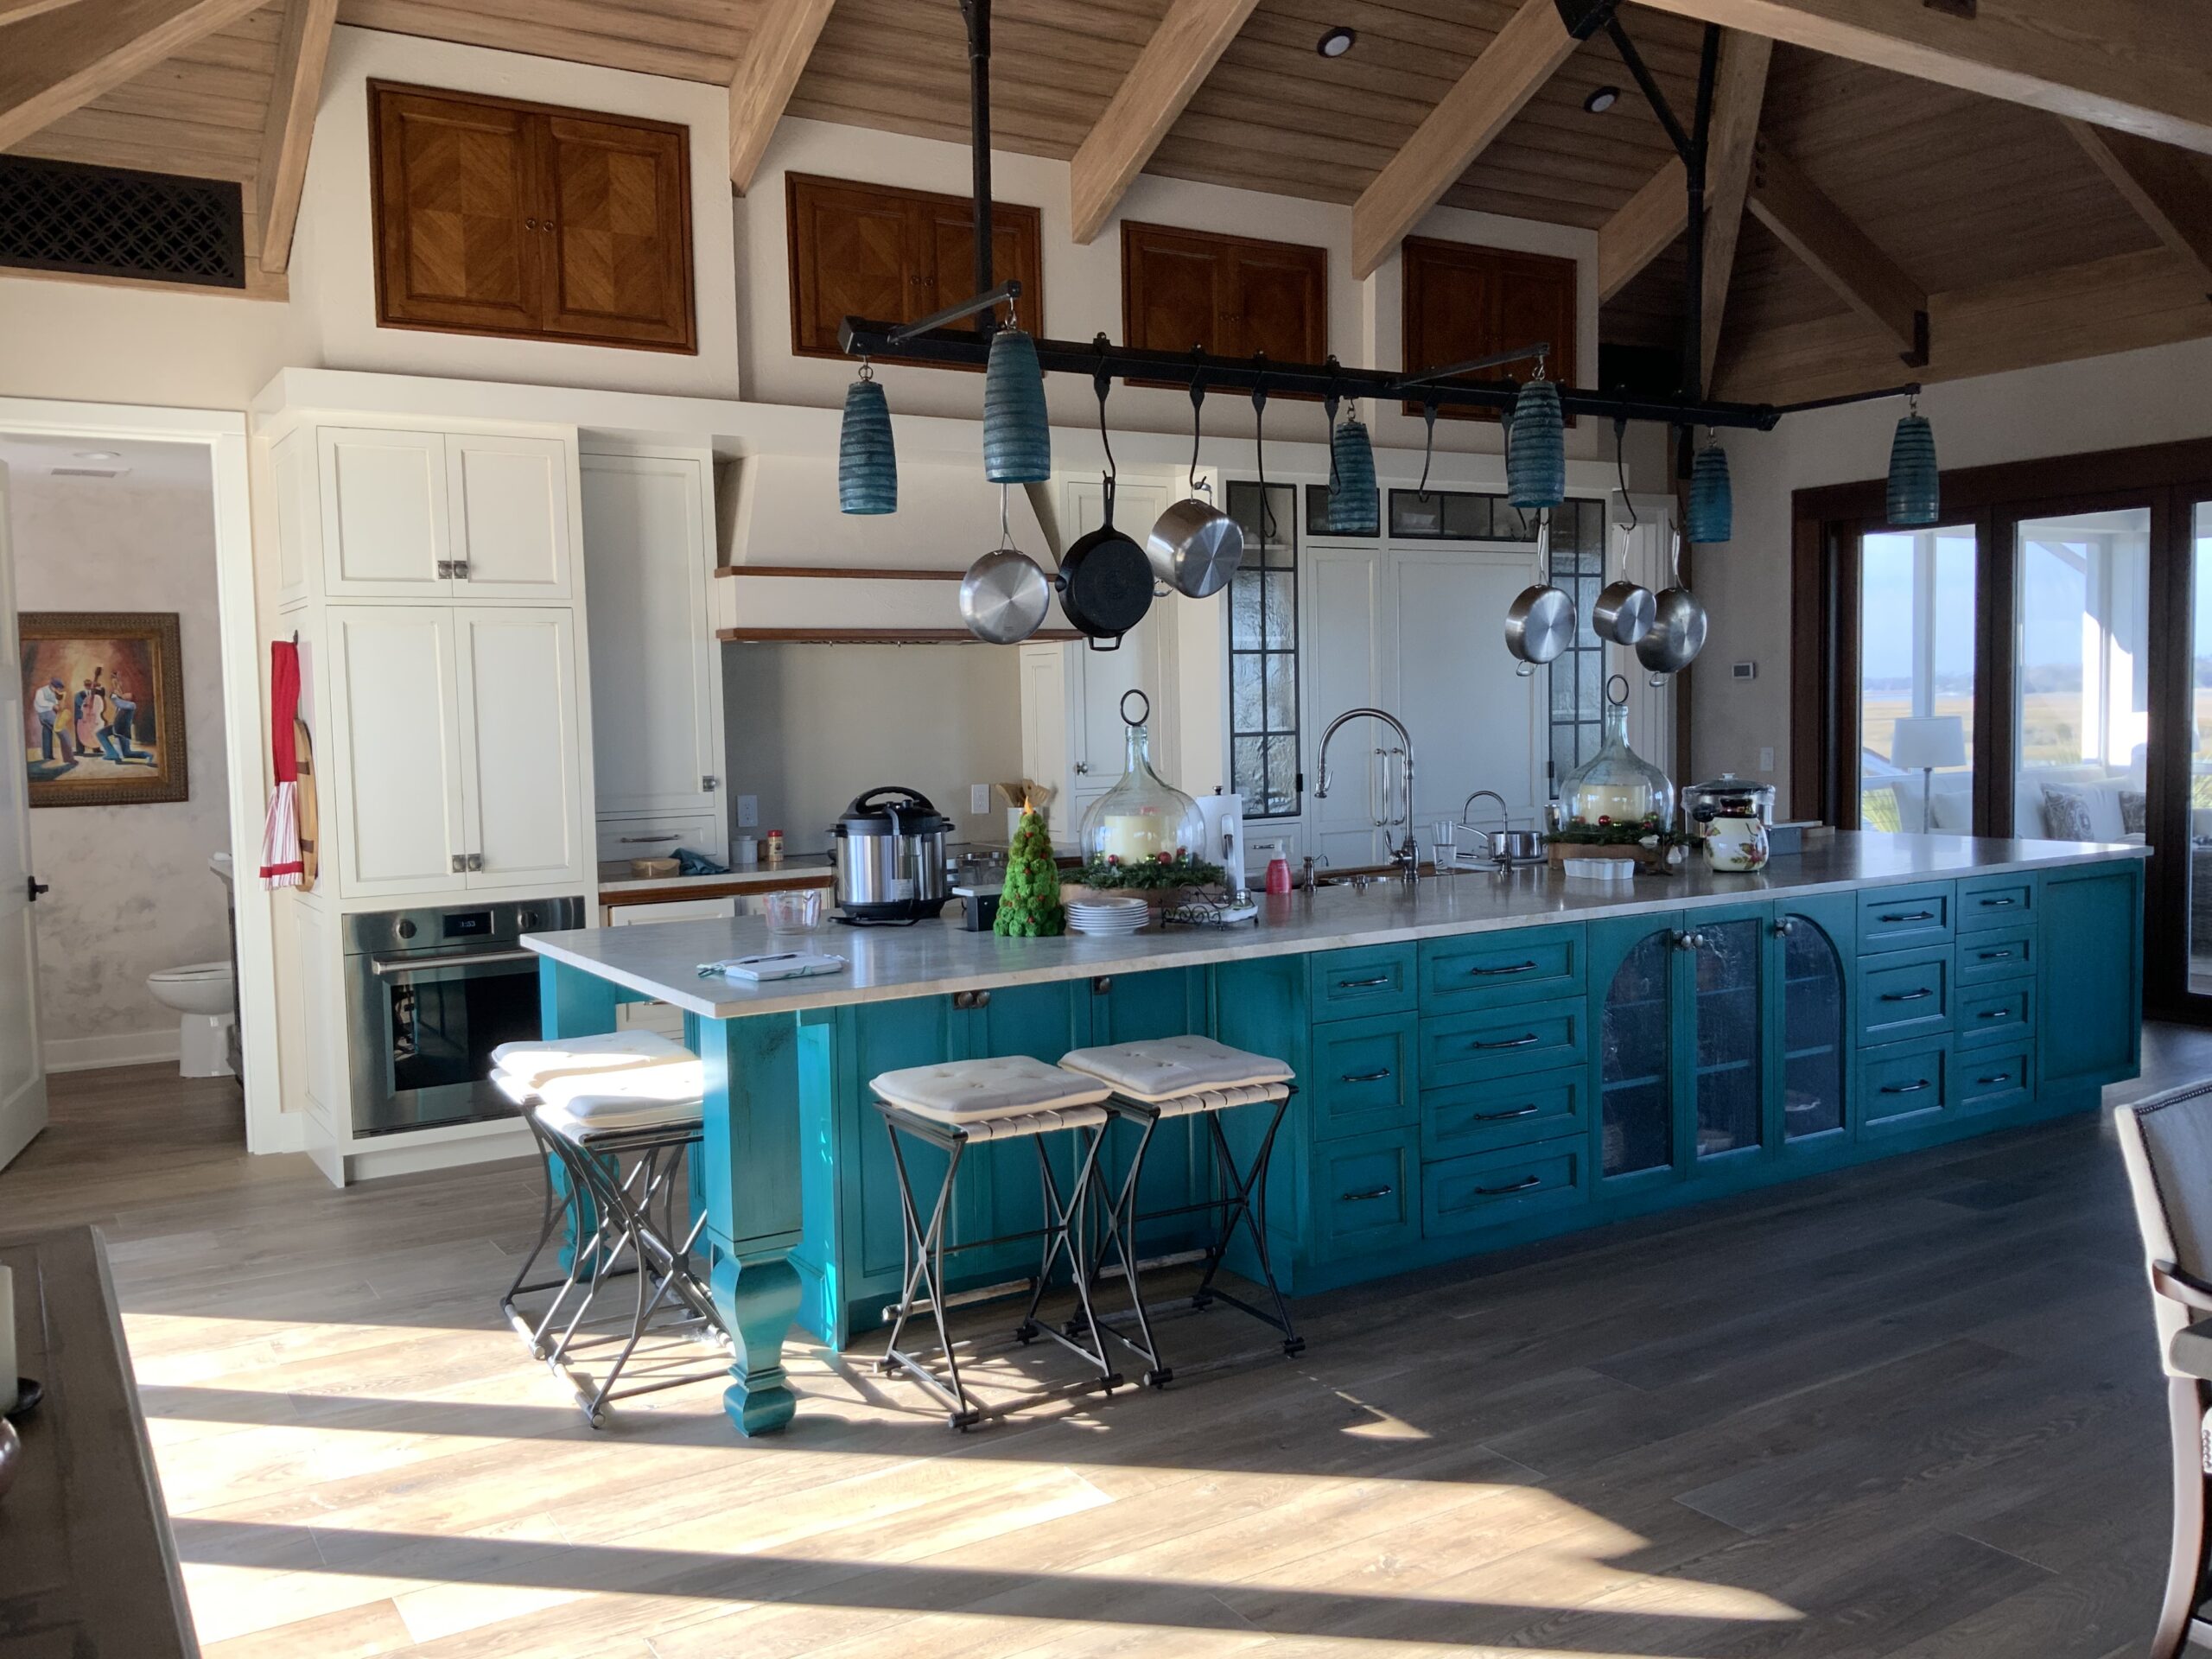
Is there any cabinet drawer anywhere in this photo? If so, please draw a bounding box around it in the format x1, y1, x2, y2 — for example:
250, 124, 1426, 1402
1860, 1037, 1952, 1133
1309, 1012, 1419, 1141
1421, 1066, 1586, 1162
1422, 1137, 1588, 1240
1421, 1000, 1586, 1089
1309, 944, 1418, 1021
1311, 1129, 1420, 1260
1957, 874, 2035, 932
1420, 926, 1585, 1014
597, 812, 725, 864
1956, 980, 2032, 1051
1858, 885, 1955, 954
1856, 947, 1952, 1046
1955, 1040, 2034, 1117
1955, 925, 2035, 987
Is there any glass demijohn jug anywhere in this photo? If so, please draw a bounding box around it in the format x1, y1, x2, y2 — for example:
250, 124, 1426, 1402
1559, 675, 1675, 828
1077, 691, 1206, 867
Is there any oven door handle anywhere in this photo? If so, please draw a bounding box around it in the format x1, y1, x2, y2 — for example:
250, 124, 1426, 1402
370, 948, 538, 976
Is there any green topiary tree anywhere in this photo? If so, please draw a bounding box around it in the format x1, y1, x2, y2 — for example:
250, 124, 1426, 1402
995, 806, 1065, 938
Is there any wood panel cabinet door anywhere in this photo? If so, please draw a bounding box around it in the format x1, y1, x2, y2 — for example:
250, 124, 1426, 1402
1401, 237, 1577, 420
787, 174, 1045, 365
317, 428, 452, 600
537, 112, 694, 350
447, 434, 574, 599
327, 607, 467, 898
455, 608, 587, 890
1122, 222, 1326, 377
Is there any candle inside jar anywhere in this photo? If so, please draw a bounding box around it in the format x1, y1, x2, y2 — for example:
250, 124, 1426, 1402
1099, 814, 1175, 862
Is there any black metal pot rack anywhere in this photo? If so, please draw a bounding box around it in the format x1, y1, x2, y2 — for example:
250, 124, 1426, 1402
842, 0, 1917, 446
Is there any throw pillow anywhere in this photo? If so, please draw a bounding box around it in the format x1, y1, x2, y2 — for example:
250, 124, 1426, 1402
2041, 783, 2095, 842
2121, 789, 2148, 837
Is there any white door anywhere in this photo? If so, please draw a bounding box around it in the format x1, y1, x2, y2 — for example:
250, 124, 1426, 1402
327, 607, 468, 896
456, 608, 587, 890
318, 427, 453, 598
450, 434, 575, 600
0, 462, 47, 1172
580, 454, 718, 816
1306, 543, 1391, 870
1395, 548, 1545, 847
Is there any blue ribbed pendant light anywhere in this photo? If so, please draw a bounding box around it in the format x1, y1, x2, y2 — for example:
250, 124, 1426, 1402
982, 326, 1052, 483
1505, 377, 1565, 510
1325, 408, 1379, 534
837, 371, 896, 514
1688, 436, 1732, 543
1886, 401, 1940, 526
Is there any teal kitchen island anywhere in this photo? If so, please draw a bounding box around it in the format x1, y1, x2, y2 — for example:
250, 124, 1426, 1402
520, 834, 2145, 1436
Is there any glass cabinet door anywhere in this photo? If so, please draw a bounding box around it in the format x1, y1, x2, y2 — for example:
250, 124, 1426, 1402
1599, 925, 1676, 1179
1776, 908, 1848, 1144
1691, 917, 1764, 1160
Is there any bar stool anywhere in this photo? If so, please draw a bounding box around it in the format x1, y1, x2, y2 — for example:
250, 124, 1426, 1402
491, 1050, 730, 1427
871, 1055, 1122, 1430
1059, 1034, 1302, 1387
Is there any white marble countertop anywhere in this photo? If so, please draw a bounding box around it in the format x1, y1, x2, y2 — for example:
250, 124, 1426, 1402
525, 833, 2144, 1020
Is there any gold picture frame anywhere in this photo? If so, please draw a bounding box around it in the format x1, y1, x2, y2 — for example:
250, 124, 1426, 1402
20, 612, 188, 808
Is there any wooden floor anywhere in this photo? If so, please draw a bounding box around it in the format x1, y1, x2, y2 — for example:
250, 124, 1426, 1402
6, 1032, 2209, 1659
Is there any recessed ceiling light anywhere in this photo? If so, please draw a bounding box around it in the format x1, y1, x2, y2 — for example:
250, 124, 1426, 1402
73, 449, 120, 461
1583, 85, 1620, 113
1316, 25, 1356, 57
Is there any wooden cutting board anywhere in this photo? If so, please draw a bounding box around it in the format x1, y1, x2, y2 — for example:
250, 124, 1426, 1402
293, 715, 318, 891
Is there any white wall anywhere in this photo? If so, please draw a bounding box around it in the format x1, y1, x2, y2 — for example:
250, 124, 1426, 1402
1695, 334, 2212, 800
721, 641, 1022, 857
740, 117, 1602, 463
4, 442, 232, 1069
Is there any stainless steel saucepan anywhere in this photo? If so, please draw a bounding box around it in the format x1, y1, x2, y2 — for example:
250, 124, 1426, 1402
1636, 526, 1709, 676
1504, 510, 1575, 671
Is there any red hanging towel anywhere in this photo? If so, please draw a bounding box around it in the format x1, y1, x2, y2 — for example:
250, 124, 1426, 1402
259, 640, 303, 888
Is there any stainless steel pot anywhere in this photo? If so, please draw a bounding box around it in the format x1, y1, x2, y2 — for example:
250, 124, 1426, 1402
1592, 578, 1656, 645
1505, 583, 1575, 665
1637, 584, 1709, 675
830, 786, 952, 925
1148, 495, 1243, 598
959, 546, 1051, 644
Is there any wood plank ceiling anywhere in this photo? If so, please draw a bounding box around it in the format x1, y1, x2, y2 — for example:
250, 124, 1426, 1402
4, 0, 2209, 398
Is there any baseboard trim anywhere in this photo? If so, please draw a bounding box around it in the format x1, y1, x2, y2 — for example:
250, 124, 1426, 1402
44, 1027, 181, 1073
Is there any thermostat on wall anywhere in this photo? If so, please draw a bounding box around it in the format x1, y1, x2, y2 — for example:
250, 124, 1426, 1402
1732, 662, 1757, 681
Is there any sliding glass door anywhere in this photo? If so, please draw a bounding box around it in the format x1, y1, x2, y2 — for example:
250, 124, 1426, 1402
2185, 503, 2212, 996
1856, 525, 1976, 833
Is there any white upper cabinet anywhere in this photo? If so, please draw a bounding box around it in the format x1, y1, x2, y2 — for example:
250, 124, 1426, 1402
456, 608, 588, 890
318, 428, 452, 599
448, 435, 575, 599
324, 607, 468, 896
580, 450, 724, 833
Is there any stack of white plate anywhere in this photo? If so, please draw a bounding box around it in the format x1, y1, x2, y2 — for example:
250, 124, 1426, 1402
1067, 897, 1149, 936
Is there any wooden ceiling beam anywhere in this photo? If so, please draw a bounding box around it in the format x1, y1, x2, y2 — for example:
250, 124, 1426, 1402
1350, 0, 1578, 279
2063, 118, 2212, 301
1598, 157, 1686, 302
0, 0, 267, 151
0, 0, 86, 24
1626, 0, 2212, 157
1747, 136, 1926, 361
1071, 0, 1261, 245
254, 0, 338, 275
1696, 31, 1771, 385
728, 0, 836, 194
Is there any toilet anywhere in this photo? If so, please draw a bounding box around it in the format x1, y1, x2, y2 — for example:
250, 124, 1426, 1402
147, 961, 236, 1078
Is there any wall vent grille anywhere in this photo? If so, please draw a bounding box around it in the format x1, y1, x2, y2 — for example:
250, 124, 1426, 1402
0, 156, 245, 289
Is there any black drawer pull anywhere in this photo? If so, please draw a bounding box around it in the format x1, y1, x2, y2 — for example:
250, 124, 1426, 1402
1471, 1033, 1541, 1051
1976, 949, 2013, 962
1474, 1103, 1542, 1122
1976, 1071, 2013, 1086
1475, 1175, 1543, 1197
1468, 960, 1538, 976
1881, 988, 1936, 1002
1979, 896, 2018, 907
1880, 1078, 1932, 1095
1878, 909, 1937, 923
1340, 1185, 1395, 1203
1976, 1007, 2010, 1020
1336, 975, 1393, 990
1338, 1068, 1393, 1084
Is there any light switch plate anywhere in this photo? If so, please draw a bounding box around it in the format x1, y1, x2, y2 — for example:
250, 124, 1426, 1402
1759, 747, 1775, 771
737, 794, 759, 828
970, 783, 991, 815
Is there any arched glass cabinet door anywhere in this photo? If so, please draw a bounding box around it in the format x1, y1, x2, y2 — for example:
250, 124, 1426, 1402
1777, 911, 1847, 1143
1692, 916, 1765, 1160
1599, 926, 1675, 1179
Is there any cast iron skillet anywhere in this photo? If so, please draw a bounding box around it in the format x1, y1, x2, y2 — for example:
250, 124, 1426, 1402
1057, 374, 1154, 650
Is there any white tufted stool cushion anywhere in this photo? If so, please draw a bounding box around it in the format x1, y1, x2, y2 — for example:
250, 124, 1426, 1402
492, 1030, 694, 1091
493, 1060, 705, 1139
1058, 1035, 1294, 1103
871, 1054, 1109, 1128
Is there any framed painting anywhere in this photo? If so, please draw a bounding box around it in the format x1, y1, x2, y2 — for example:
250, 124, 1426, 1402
19, 613, 188, 807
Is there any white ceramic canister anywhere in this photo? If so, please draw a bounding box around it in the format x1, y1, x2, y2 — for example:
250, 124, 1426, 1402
1701, 811, 1770, 873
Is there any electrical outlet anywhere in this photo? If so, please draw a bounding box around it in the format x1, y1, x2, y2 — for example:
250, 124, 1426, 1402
970, 783, 990, 816
737, 794, 759, 828
1758, 747, 1775, 772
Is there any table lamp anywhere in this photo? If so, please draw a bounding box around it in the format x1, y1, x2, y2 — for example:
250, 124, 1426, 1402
1890, 715, 1967, 833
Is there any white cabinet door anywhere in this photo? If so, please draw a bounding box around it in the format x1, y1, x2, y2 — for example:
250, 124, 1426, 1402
318, 428, 452, 599
450, 434, 575, 600
1395, 548, 1544, 843
0, 461, 47, 1174
580, 454, 720, 816
1306, 544, 1392, 871
327, 607, 467, 896
456, 609, 587, 891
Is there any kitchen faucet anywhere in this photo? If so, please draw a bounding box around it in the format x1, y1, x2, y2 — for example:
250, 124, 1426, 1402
1313, 707, 1419, 881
